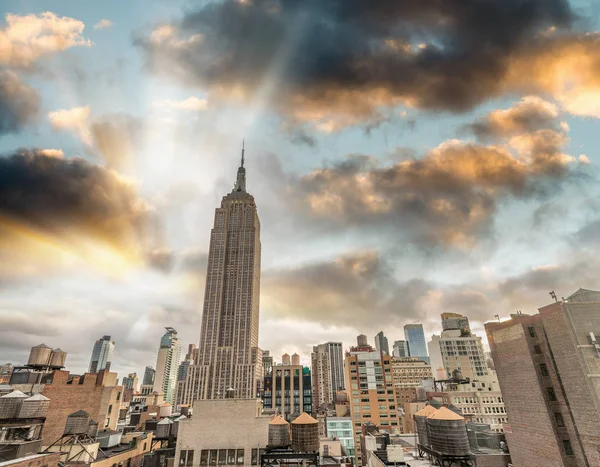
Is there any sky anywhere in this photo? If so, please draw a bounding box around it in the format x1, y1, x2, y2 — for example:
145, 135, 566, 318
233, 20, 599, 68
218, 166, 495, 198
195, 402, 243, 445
2, 0, 600, 377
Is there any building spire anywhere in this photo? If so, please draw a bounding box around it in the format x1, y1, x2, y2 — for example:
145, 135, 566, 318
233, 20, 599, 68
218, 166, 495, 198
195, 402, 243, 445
234, 141, 247, 193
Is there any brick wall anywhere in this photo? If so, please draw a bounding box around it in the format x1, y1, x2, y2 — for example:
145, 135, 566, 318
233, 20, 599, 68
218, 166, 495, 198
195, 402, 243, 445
40, 371, 122, 446
0, 452, 61, 467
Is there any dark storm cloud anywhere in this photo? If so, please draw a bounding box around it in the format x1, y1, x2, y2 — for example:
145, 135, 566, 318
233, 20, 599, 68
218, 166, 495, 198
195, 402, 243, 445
0, 150, 163, 261
0, 71, 39, 134
137, 0, 574, 126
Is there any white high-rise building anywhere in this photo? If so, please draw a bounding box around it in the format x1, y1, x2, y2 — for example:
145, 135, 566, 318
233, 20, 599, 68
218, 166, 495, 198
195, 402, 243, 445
311, 342, 344, 409
182, 147, 262, 403
88, 335, 115, 373
154, 327, 181, 405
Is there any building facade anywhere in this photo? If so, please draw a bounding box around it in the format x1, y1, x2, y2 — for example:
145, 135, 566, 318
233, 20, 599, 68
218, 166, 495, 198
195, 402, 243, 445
391, 341, 409, 358
403, 324, 429, 363
390, 356, 432, 404
311, 342, 344, 410
344, 349, 399, 464
326, 417, 355, 457
184, 152, 262, 402
175, 399, 270, 467
153, 327, 181, 405
88, 336, 115, 374
485, 288, 600, 467
373, 332, 389, 356
263, 364, 312, 420
428, 314, 488, 381
122, 373, 138, 391
143, 366, 155, 386
262, 351, 273, 377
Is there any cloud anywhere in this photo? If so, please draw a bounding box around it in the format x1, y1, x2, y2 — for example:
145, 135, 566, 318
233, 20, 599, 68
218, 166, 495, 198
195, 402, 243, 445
152, 96, 208, 111
94, 19, 113, 30
48, 105, 92, 144
465, 96, 561, 141
48, 107, 143, 170
37, 148, 64, 158
0, 12, 91, 67
295, 140, 575, 248
0, 71, 39, 134
0, 150, 164, 273
136, 0, 577, 129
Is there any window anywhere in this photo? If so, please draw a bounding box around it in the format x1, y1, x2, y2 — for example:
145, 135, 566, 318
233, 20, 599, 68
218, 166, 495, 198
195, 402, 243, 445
555, 413, 565, 427
563, 440, 574, 456
187, 451, 194, 467
227, 450, 236, 465
180, 451, 188, 466
547, 388, 557, 401
108, 404, 112, 414
528, 326, 536, 338
251, 449, 258, 466
534, 345, 542, 354
200, 450, 209, 466
116, 392, 121, 401
540, 364, 549, 376
210, 450, 218, 465
236, 450, 244, 465
218, 450, 227, 465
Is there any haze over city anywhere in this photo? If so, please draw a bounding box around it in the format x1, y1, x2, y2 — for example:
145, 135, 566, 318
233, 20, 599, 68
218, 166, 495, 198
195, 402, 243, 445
2, 0, 600, 380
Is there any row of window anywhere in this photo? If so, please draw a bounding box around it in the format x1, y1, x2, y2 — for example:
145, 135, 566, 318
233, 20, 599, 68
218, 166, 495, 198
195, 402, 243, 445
180, 448, 265, 466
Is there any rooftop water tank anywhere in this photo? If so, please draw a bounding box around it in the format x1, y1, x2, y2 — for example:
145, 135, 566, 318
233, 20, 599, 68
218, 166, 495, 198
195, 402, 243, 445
65, 410, 91, 435
156, 418, 173, 438
268, 415, 290, 447
291, 412, 319, 453
426, 407, 470, 457
18, 393, 50, 418
28, 344, 52, 367
414, 405, 437, 448
158, 402, 172, 418
0, 390, 28, 419
49, 348, 67, 368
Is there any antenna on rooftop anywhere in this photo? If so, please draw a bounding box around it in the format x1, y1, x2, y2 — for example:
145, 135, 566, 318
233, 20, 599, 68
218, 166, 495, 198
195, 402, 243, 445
549, 290, 557, 302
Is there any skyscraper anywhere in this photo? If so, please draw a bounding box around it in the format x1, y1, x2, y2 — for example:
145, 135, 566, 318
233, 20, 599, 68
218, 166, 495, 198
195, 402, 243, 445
143, 366, 155, 386
403, 324, 429, 363
185, 148, 262, 401
374, 331, 389, 355
122, 373, 139, 391
88, 335, 115, 373
311, 342, 344, 410
154, 327, 181, 405
392, 340, 409, 357
485, 288, 600, 467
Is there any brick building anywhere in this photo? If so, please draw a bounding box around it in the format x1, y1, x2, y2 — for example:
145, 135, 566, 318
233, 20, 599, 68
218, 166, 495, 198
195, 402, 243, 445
485, 288, 600, 467
11, 370, 122, 447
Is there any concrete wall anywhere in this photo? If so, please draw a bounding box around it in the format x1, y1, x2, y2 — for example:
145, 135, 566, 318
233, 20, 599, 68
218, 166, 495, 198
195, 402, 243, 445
175, 399, 270, 467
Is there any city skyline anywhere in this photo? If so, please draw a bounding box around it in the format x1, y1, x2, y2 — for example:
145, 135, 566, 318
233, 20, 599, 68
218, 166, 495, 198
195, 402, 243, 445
3, 0, 600, 378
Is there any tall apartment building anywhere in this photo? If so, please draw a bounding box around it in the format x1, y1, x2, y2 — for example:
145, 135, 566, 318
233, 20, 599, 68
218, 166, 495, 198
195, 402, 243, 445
88, 335, 115, 373
262, 363, 312, 420
153, 327, 181, 405
373, 332, 389, 355
392, 341, 409, 357
403, 324, 429, 363
122, 373, 139, 391
390, 357, 433, 408
428, 314, 488, 380
183, 149, 262, 402
311, 342, 344, 410
485, 288, 600, 467
345, 340, 399, 464
143, 366, 155, 386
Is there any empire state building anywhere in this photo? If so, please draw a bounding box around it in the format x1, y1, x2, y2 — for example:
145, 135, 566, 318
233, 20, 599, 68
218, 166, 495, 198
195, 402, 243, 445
181, 147, 262, 402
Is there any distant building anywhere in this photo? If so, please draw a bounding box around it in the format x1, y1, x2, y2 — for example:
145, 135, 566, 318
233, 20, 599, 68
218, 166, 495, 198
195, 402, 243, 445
143, 366, 155, 386
485, 288, 600, 467
89, 336, 115, 374
0, 363, 13, 384
391, 341, 409, 358
326, 417, 355, 457
428, 314, 488, 381
311, 342, 344, 410
153, 327, 181, 405
390, 357, 433, 411
262, 350, 273, 377
373, 332, 389, 356
263, 362, 312, 420
122, 373, 139, 392
403, 324, 429, 363
344, 349, 399, 464
176, 345, 197, 409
